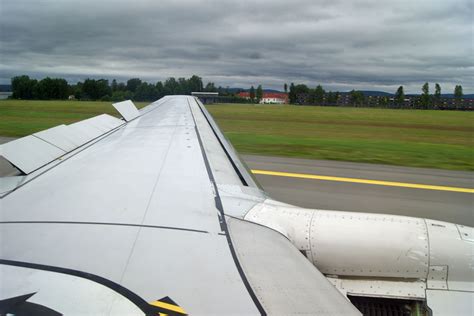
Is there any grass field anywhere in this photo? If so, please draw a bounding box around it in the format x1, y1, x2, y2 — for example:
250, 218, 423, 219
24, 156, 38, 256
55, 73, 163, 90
206, 104, 473, 171
0, 100, 472, 170
0, 100, 148, 137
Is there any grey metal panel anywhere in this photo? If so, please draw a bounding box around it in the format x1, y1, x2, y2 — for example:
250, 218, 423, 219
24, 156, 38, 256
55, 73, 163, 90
0, 223, 140, 283
134, 97, 191, 128
194, 97, 262, 189
85, 113, 124, 131
142, 124, 222, 232
69, 114, 123, 133
68, 123, 103, 142
426, 290, 473, 315
67, 114, 123, 143
1, 125, 177, 224
139, 96, 171, 114
0, 135, 66, 174
218, 184, 266, 217
34, 124, 85, 151
113, 100, 140, 121
188, 97, 244, 187
227, 217, 361, 316
121, 228, 260, 315
0, 176, 25, 196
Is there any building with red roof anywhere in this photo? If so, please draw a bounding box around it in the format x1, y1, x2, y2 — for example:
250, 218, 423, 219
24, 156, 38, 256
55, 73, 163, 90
238, 92, 288, 104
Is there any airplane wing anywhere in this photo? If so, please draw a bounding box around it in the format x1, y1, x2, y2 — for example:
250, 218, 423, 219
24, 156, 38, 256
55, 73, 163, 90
0, 96, 360, 315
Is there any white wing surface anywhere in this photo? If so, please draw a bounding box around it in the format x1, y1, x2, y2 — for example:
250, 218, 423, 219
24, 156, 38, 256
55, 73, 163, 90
0, 96, 359, 315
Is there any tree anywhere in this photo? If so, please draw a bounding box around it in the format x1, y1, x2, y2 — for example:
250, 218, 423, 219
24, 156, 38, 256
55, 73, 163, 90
256, 85, 263, 103
71, 82, 83, 99
288, 83, 296, 104
111, 90, 132, 102
156, 81, 164, 98
454, 85, 463, 99
454, 85, 463, 107
249, 86, 256, 102
313, 85, 325, 104
434, 83, 441, 107
422, 82, 429, 95
33, 77, 68, 99
111, 79, 118, 92
177, 77, 188, 94
82, 79, 111, 100
395, 86, 405, 106
116, 82, 126, 91
134, 82, 158, 101
11, 75, 37, 99
284, 83, 288, 93
163, 77, 179, 95
434, 83, 441, 99
188, 75, 203, 93
349, 90, 365, 106
126, 78, 142, 93
204, 82, 217, 92
289, 84, 309, 104
421, 82, 430, 108
326, 91, 339, 105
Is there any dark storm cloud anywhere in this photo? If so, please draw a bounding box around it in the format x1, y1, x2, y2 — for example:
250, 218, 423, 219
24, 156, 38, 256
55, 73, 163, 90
0, 0, 472, 92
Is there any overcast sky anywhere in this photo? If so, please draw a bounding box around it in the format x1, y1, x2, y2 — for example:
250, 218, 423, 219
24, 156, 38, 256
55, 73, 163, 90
0, 0, 472, 93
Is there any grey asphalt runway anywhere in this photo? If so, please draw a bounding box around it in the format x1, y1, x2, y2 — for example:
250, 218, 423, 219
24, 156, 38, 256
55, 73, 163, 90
0, 137, 19, 176
242, 155, 473, 226
0, 136, 15, 144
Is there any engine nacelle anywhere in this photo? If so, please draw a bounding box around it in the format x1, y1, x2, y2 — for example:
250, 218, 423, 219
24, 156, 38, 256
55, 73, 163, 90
245, 199, 474, 314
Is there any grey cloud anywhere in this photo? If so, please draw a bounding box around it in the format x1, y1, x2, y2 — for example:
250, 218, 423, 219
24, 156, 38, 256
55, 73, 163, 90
0, 0, 472, 93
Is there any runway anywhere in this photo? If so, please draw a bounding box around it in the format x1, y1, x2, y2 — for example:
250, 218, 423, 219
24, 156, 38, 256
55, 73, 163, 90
242, 155, 473, 226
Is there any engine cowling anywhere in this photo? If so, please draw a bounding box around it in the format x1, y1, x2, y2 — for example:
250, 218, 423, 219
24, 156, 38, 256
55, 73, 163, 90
244, 198, 474, 314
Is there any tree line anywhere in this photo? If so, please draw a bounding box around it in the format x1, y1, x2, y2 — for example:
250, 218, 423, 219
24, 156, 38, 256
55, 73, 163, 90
10, 75, 468, 109
287, 82, 465, 108
10, 75, 240, 102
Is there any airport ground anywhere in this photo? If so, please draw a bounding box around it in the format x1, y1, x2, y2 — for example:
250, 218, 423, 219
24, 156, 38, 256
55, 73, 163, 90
244, 154, 473, 226
0, 100, 472, 226
1, 100, 472, 171
207, 103, 473, 171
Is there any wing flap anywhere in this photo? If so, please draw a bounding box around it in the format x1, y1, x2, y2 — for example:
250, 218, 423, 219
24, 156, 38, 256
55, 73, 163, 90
112, 100, 140, 121
0, 114, 124, 175
227, 217, 361, 315
0, 135, 66, 174
34, 124, 85, 152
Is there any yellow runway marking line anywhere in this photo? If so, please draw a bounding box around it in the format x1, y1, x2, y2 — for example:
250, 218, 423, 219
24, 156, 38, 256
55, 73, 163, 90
251, 169, 474, 193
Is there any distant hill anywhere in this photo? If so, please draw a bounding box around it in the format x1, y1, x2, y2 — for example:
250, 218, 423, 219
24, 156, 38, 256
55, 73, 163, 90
0, 84, 12, 92
439, 94, 474, 99
339, 91, 473, 99
235, 88, 283, 93
358, 91, 393, 97
336, 91, 393, 97
405, 93, 474, 99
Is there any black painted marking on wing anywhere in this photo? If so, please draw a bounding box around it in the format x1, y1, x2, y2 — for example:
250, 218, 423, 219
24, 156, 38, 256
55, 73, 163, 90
0, 221, 209, 234
0, 292, 62, 316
